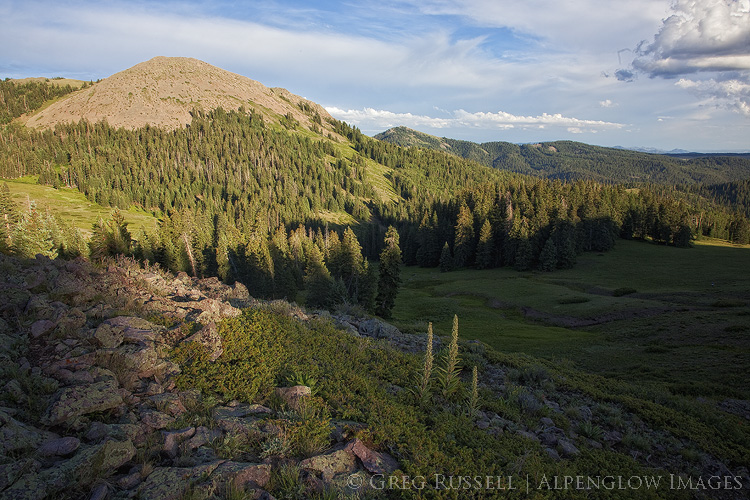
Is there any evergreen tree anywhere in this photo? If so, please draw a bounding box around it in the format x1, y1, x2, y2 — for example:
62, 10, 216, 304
304, 245, 333, 309
475, 219, 493, 270
375, 226, 401, 318
357, 258, 378, 313
0, 182, 18, 253
12, 202, 57, 259
439, 242, 454, 272
453, 202, 475, 267
538, 237, 557, 272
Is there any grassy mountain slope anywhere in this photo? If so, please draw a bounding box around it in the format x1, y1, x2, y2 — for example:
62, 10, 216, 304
375, 126, 750, 185
22, 56, 335, 134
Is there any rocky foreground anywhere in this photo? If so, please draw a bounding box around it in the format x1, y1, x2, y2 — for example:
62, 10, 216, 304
0, 254, 398, 499
1, 253, 749, 499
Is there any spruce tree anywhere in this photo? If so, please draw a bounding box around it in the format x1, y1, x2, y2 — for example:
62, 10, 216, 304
375, 226, 401, 319
453, 202, 475, 267
538, 237, 557, 272
439, 242, 454, 272
304, 245, 333, 309
475, 219, 493, 270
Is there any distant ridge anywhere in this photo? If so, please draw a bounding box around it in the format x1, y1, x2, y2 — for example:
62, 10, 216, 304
23, 56, 334, 131
374, 126, 750, 185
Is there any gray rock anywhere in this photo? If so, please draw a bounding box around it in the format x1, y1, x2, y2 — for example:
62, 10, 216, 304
162, 427, 196, 458
557, 438, 580, 457
211, 461, 271, 490
1, 408, 56, 453
545, 448, 561, 461
38, 436, 81, 457
516, 430, 540, 442
30, 319, 56, 339
344, 438, 399, 475
300, 449, 358, 482
137, 462, 223, 500
182, 322, 223, 361
88, 483, 109, 500
275, 385, 311, 411
140, 409, 175, 430
43, 379, 123, 427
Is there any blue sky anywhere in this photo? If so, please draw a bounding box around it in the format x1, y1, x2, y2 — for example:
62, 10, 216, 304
1, 0, 749, 151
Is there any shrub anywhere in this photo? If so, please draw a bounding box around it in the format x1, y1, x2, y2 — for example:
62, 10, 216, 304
576, 420, 604, 441
172, 308, 291, 402
613, 287, 637, 297
557, 296, 591, 304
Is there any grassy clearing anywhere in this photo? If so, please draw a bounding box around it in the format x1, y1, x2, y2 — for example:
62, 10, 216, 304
2, 176, 158, 236
392, 239, 750, 400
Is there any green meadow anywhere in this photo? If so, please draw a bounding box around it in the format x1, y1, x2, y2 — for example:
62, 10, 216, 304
2, 176, 158, 236
392, 238, 750, 401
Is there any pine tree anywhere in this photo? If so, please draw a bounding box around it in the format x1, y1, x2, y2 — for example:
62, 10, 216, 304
304, 245, 333, 309
439, 242, 454, 272
12, 202, 57, 259
538, 237, 557, 272
475, 219, 493, 270
453, 202, 475, 267
375, 226, 401, 319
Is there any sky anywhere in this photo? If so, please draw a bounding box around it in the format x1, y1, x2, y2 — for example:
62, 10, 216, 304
1, 0, 749, 152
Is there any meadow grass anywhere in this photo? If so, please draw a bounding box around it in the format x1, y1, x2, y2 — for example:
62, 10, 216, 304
392, 238, 750, 400
2, 176, 158, 236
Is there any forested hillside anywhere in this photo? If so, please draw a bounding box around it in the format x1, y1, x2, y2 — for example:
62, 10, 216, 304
375, 126, 750, 185
1, 75, 749, 315
0, 78, 83, 124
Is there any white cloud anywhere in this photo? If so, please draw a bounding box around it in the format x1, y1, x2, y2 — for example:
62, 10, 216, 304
625, 0, 750, 118
599, 99, 617, 108
633, 0, 750, 77
676, 77, 750, 116
326, 106, 624, 133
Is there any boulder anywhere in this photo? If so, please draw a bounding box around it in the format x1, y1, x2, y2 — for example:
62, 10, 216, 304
162, 427, 196, 458
93, 316, 158, 348
1, 408, 56, 453
183, 322, 223, 361
140, 409, 175, 430
137, 462, 223, 500
43, 379, 124, 427
300, 449, 357, 482
275, 386, 311, 411
37, 436, 81, 457
30, 319, 56, 339
344, 438, 399, 475
557, 438, 580, 457
211, 461, 271, 490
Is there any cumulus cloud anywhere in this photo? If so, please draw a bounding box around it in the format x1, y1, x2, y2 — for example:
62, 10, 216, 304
326, 107, 624, 133
676, 77, 750, 115
599, 99, 617, 108
633, 0, 750, 77
625, 0, 750, 116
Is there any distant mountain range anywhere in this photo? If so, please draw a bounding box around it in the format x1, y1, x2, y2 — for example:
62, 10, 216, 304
374, 126, 750, 185
613, 146, 750, 157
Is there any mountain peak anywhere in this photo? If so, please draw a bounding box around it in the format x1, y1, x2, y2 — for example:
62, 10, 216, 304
23, 56, 332, 131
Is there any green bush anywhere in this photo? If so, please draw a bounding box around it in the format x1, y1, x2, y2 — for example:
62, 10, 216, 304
172, 308, 291, 402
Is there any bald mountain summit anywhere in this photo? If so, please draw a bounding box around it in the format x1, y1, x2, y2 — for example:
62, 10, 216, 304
21, 56, 335, 134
